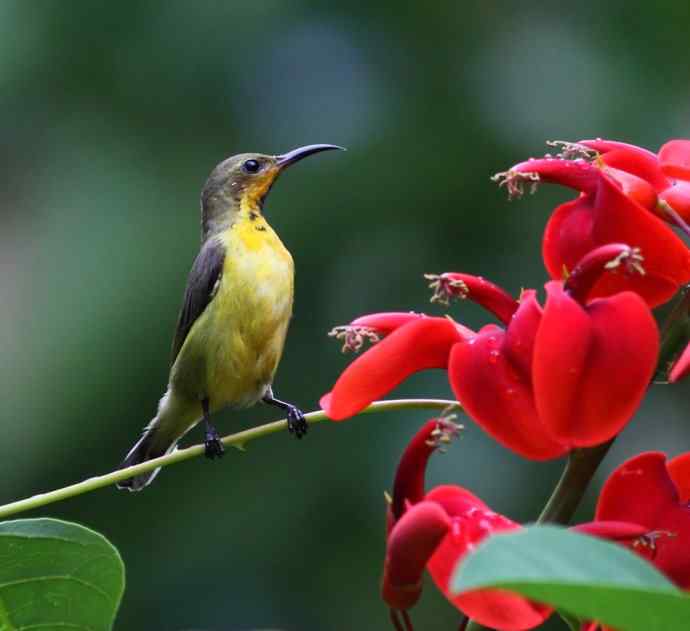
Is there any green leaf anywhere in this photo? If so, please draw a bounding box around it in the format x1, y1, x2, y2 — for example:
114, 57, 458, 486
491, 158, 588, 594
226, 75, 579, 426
0, 518, 124, 630
451, 525, 690, 631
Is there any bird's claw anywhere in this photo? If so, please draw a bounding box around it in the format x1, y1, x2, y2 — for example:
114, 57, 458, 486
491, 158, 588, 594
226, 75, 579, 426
204, 428, 225, 459
287, 406, 308, 439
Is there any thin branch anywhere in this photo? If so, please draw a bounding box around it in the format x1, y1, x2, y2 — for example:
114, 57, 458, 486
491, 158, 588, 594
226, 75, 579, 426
0, 398, 458, 521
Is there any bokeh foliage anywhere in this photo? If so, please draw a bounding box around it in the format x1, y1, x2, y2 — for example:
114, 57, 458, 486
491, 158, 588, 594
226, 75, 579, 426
0, 2, 688, 629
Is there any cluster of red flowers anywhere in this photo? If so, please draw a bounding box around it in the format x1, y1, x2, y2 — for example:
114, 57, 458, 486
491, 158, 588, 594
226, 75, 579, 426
381, 419, 690, 630
321, 139, 690, 629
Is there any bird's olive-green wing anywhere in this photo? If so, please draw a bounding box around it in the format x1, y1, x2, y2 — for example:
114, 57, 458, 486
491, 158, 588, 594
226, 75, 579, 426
170, 238, 225, 364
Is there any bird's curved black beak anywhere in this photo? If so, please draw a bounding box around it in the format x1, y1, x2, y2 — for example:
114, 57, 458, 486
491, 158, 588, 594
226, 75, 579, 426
275, 144, 345, 169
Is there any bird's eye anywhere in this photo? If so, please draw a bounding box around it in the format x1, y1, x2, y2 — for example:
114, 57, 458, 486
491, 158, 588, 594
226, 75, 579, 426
242, 159, 261, 174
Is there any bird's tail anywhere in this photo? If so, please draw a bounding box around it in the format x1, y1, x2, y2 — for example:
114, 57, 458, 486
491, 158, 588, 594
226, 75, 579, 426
117, 389, 199, 492
116, 424, 178, 492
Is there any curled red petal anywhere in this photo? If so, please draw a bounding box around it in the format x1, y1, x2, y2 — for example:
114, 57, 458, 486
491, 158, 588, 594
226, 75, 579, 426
424, 486, 551, 630
563, 243, 643, 305
381, 500, 451, 611
440, 273, 519, 324
659, 140, 690, 180
669, 340, 690, 384
320, 317, 464, 420
579, 139, 669, 191
543, 171, 690, 307
596, 452, 690, 588
391, 419, 458, 522
667, 452, 690, 502
351, 312, 427, 335
573, 520, 649, 542
587, 174, 690, 303
448, 317, 567, 461
534, 282, 658, 448
512, 158, 599, 195
580, 139, 660, 161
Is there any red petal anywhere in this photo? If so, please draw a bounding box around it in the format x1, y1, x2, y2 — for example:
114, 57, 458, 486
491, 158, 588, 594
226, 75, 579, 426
391, 420, 450, 522
533, 283, 658, 447
563, 243, 642, 305
669, 340, 690, 384
512, 158, 599, 195
424, 486, 552, 630
667, 452, 690, 502
351, 312, 427, 335
588, 173, 690, 303
542, 196, 596, 279
440, 273, 519, 324
320, 318, 464, 420
659, 140, 690, 180
543, 172, 690, 307
573, 520, 648, 542
448, 312, 568, 460
381, 500, 451, 611
579, 139, 669, 191
659, 181, 690, 223
596, 452, 690, 588
425, 484, 489, 515
603, 166, 658, 210
502, 290, 543, 378
596, 452, 679, 524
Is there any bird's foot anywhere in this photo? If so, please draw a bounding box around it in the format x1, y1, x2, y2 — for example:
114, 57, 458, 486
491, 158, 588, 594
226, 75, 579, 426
286, 405, 308, 439
204, 427, 225, 459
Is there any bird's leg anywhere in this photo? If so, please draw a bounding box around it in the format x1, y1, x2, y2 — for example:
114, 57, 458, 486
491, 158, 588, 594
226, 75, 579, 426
202, 398, 225, 459
262, 389, 308, 439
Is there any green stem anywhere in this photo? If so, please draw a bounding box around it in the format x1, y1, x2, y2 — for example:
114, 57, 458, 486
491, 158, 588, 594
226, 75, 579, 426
465, 439, 616, 631
465, 620, 488, 631
537, 438, 615, 524
657, 284, 690, 378
0, 398, 457, 521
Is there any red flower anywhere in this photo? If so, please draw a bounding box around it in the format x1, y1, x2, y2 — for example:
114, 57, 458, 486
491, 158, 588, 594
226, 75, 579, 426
446, 288, 568, 459
321, 315, 469, 419
322, 245, 659, 459
585, 138, 690, 223
495, 139, 690, 307
383, 423, 690, 631
382, 419, 552, 631
596, 451, 690, 588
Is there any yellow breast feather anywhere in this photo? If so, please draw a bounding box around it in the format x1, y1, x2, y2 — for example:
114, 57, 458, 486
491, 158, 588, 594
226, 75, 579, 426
201, 216, 293, 409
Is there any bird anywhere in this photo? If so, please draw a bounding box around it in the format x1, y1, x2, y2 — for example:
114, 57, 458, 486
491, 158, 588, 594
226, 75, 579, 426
117, 144, 344, 491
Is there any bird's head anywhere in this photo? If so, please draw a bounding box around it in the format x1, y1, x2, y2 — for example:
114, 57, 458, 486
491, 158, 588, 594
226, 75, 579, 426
200, 144, 344, 238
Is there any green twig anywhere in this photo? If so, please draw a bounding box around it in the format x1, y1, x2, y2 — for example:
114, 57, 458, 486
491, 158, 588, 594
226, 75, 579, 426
537, 439, 615, 525
0, 398, 457, 521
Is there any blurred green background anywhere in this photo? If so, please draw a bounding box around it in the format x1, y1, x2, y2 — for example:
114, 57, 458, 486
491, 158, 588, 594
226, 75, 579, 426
1, 2, 689, 629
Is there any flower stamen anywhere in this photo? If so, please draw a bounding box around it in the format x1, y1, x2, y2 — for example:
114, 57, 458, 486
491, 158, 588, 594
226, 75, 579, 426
425, 274, 469, 306
546, 140, 599, 162
491, 169, 540, 199
633, 530, 676, 559
425, 412, 463, 453
328, 325, 380, 353
604, 246, 646, 276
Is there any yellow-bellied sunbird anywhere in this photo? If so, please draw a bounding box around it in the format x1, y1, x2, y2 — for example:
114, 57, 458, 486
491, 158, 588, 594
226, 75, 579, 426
118, 144, 344, 491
